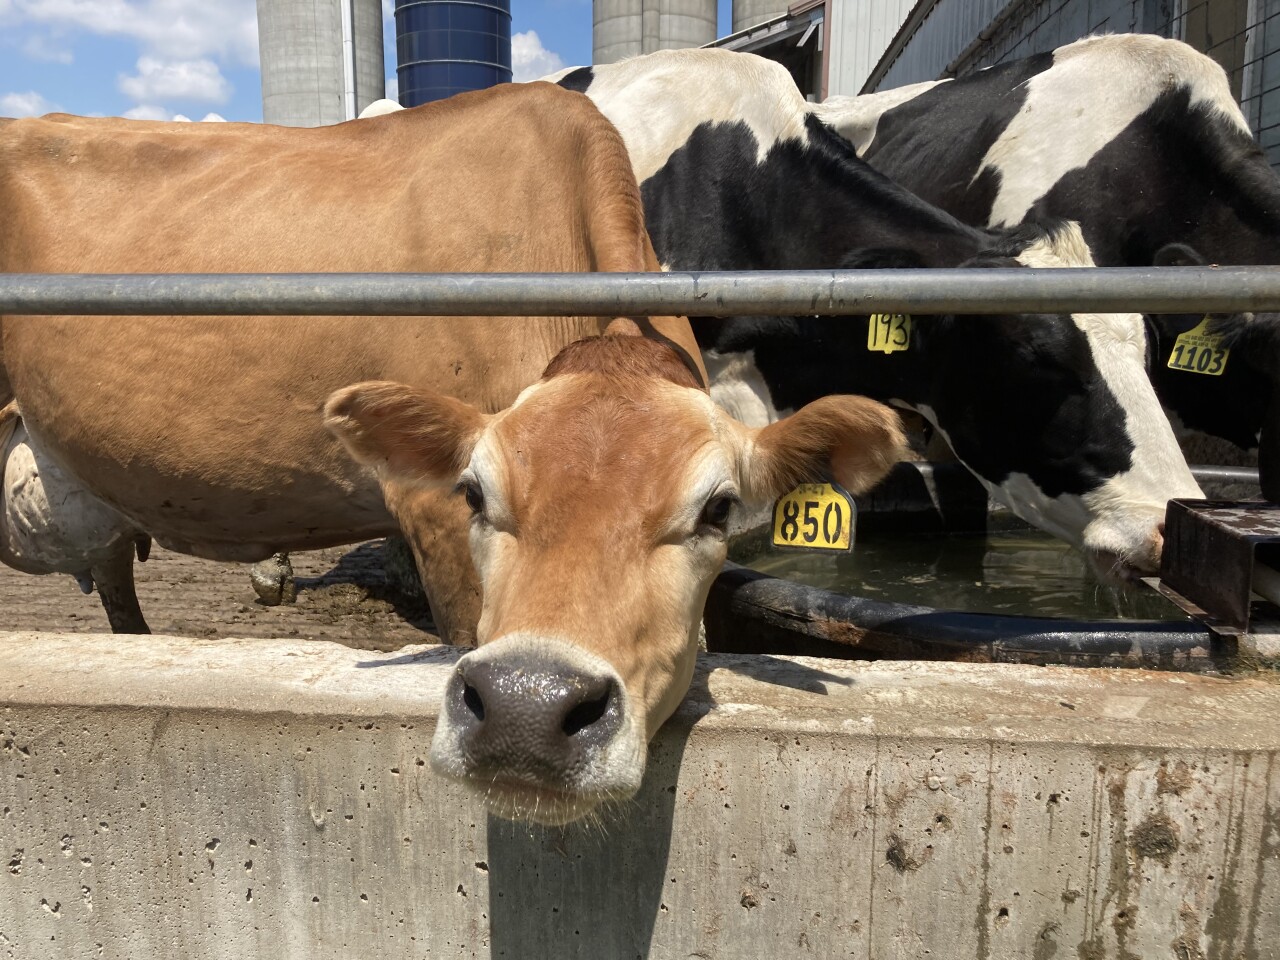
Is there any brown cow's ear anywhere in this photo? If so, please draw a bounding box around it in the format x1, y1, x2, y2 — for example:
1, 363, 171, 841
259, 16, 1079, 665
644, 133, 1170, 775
324, 381, 487, 486
744, 395, 906, 503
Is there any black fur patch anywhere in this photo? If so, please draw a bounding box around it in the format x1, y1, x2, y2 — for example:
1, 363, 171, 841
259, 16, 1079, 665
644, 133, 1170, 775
557, 67, 594, 94
634, 113, 1132, 495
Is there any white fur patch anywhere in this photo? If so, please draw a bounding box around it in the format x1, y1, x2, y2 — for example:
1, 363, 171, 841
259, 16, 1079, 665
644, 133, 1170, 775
703, 349, 783, 428
546, 49, 812, 184
816, 79, 947, 153
1012, 221, 1096, 268
977, 34, 1251, 227
356, 98, 403, 119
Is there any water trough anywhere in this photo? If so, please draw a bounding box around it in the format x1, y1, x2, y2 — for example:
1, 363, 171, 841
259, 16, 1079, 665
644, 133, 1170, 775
706, 463, 1268, 673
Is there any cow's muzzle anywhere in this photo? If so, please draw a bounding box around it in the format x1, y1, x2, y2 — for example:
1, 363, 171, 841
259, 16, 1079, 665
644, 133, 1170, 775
430, 635, 645, 824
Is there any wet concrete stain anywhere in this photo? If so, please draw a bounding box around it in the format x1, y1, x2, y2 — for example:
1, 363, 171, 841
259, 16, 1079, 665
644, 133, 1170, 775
885, 834, 921, 873
1130, 814, 1180, 867
1032, 922, 1060, 960
1157, 761, 1195, 797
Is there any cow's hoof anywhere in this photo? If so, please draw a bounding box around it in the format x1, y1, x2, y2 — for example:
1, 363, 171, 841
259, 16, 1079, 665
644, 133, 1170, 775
250, 553, 297, 606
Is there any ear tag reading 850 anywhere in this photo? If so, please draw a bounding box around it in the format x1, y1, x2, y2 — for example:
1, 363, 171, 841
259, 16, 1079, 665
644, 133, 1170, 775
771, 482, 856, 553
1167, 316, 1230, 376
867, 313, 912, 353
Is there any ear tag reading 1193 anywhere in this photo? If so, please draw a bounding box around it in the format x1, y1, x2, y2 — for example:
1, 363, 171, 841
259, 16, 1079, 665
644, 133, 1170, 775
772, 482, 856, 553
867, 313, 912, 353
1167, 317, 1229, 376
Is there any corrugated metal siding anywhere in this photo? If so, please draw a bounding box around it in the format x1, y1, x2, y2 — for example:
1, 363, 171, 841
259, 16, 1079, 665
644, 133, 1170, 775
826, 0, 918, 95
959, 0, 1144, 73
863, 0, 1280, 168
1162, 0, 1280, 167
874, 0, 1022, 89
1241, 0, 1280, 164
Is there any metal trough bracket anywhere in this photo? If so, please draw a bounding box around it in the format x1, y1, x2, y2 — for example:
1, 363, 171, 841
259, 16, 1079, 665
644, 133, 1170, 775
1160, 499, 1280, 633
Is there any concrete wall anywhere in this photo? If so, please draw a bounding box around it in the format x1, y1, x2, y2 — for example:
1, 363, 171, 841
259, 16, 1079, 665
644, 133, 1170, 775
594, 0, 718, 65
732, 0, 789, 33
2, 632, 1279, 958
259, 0, 386, 126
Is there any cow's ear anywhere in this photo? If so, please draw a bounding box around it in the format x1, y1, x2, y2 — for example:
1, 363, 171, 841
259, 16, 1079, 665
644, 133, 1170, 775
839, 247, 928, 270
1153, 243, 1207, 267
743, 395, 906, 503
324, 381, 488, 486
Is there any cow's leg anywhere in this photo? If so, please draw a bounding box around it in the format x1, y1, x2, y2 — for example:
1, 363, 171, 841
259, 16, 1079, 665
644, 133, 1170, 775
384, 485, 480, 646
90, 545, 150, 634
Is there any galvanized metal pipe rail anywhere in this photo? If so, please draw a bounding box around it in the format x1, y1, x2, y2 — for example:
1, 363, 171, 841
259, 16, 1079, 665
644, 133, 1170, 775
3, 266, 1280, 315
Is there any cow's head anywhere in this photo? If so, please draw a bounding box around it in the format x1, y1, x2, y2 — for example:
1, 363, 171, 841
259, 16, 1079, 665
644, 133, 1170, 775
325, 334, 904, 824
1150, 244, 1280, 501
846, 223, 1204, 580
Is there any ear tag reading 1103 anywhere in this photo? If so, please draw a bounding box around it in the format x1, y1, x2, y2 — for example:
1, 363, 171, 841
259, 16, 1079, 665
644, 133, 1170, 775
1167, 317, 1230, 376
771, 482, 856, 553
867, 313, 912, 353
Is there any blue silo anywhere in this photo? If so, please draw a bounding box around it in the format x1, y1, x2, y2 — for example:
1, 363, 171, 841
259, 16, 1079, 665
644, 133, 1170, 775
395, 0, 513, 106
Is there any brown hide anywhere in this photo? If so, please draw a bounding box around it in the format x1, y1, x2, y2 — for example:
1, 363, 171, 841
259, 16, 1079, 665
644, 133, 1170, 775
0, 86, 704, 643
0, 84, 701, 570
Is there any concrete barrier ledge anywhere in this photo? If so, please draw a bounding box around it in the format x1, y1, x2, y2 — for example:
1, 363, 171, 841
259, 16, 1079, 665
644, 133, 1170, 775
2, 632, 1279, 959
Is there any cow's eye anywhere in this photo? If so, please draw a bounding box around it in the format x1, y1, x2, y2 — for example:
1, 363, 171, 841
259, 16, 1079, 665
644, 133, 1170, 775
700, 494, 736, 532
457, 480, 485, 517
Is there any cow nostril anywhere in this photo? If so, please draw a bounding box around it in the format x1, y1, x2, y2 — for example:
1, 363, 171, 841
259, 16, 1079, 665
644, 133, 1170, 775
562, 684, 614, 737
462, 683, 486, 722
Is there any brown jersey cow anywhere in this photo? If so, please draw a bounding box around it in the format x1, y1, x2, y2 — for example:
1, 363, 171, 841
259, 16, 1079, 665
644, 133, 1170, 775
0, 85, 904, 823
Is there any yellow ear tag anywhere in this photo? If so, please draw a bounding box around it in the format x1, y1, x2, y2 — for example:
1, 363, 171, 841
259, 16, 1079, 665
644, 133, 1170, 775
772, 483, 856, 552
867, 313, 912, 353
1167, 316, 1230, 376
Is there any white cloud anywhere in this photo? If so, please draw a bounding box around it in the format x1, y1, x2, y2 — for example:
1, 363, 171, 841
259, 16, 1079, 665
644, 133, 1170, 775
21, 33, 72, 63
385, 75, 399, 102
0, 90, 56, 116
512, 30, 565, 83
2, 0, 259, 65
119, 56, 231, 104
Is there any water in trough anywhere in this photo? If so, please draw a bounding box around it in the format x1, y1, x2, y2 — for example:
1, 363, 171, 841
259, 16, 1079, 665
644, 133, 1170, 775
745, 527, 1188, 621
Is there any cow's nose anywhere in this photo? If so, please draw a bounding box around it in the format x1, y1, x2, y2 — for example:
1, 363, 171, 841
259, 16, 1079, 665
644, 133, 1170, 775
445, 656, 623, 782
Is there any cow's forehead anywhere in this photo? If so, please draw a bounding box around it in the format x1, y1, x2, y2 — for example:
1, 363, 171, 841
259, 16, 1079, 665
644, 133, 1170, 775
476, 374, 731, 507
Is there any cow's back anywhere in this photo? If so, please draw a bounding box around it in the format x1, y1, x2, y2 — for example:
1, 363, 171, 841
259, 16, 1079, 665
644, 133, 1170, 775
0, 84, 685, 555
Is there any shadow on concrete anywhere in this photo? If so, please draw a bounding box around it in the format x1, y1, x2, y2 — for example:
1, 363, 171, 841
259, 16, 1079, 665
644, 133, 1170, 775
296, 539, 435, 633
484, 669, 705, 960
710, 653, 856, 694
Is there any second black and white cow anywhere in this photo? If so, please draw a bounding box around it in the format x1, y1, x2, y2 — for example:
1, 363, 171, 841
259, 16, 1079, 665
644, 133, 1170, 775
540, 48, 1204, 578
818, 33, 1280, 493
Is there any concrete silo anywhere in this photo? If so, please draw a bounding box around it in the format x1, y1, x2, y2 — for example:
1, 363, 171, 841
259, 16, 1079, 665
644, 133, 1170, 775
395, 0, 512, 107
732, 0, 789, 33
257, 0, 385, 126
594, 0, 718, 66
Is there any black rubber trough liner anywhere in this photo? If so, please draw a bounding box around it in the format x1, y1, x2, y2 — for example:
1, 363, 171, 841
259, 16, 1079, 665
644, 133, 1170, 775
703, 463, 1260, 674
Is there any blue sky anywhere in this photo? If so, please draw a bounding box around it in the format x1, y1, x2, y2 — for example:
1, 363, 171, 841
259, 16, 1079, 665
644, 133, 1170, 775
0, 0, 734, 122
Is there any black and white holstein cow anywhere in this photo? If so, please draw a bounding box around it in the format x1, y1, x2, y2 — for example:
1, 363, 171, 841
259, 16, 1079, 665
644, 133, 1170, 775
534, 49, 1206, 579
817, 33, 1280, 495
